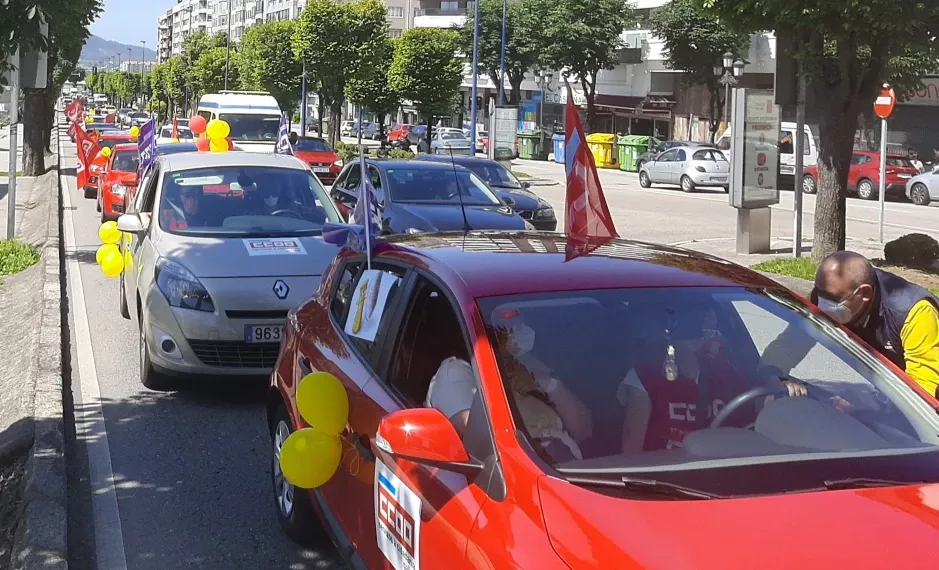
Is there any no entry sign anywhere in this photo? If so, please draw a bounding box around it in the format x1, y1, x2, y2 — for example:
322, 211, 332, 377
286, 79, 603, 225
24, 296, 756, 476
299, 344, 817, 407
874, 84, 896, 119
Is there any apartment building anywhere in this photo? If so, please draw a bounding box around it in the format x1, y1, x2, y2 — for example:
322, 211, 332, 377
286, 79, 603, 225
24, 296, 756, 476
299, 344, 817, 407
157, 0, 213, 63
211, 0, 265, 42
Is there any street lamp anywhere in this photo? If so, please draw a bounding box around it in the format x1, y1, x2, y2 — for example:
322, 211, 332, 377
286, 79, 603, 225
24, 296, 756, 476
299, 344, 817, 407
713, 51, 745, 122
140, 40, 147, 108
498, 0, 507, 105
469, 0, 481, 155
534, 70, 553, 152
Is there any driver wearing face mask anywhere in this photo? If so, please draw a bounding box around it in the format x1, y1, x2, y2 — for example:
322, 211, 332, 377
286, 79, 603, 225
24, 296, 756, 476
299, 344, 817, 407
761, 251, 939, 398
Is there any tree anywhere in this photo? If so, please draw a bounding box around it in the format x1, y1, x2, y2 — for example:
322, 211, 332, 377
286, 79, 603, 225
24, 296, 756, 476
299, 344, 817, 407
164, 57, 187, 112
389, 28, 463, 149
651, 0, 750, 142
0, 2, 49, 91
239, 20, 303, 115
294, 0, 390, 145
702, 0, 939, 260
460, 0, 545, 105
346, 37, 399, 138
189, 47, 239, 99
541, 0, 636, 130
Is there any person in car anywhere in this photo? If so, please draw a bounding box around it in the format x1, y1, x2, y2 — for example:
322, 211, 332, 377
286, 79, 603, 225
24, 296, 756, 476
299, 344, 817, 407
425, 309, 592, 462
161, 185, 209, 230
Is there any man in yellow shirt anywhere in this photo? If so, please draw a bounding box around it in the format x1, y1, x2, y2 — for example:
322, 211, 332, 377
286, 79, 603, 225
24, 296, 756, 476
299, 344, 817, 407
764, 251, 939, 397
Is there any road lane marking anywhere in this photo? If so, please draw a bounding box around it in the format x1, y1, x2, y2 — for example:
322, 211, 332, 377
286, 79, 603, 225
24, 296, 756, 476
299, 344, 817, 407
60, 134, 129, 570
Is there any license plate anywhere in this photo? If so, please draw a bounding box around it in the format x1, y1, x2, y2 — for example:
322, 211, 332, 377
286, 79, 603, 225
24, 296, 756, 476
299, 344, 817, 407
711, 176, 727, 182
312, 167, 330, 173
245, 324, 283, 343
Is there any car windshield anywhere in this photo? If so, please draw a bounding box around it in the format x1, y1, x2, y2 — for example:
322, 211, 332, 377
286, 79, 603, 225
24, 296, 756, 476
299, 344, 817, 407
385, 168, 501, 205
295, 138, 332, 152
440, 132, 467, 141
112, 151, 139, 172
220, 114, 280, 142
157, 165, 342, 237
461, 161, 522, 189
477, 286, 939, 492
99, 138, 131, 150
160, 127, 193, 140
131, 112, 149, 119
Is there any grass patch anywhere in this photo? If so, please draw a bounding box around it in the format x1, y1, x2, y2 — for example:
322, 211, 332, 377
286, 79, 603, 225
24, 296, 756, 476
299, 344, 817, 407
752, 257, 818, 281
0, 172, 24, 177
0, 240, 40, 283
513, 171, 531, 178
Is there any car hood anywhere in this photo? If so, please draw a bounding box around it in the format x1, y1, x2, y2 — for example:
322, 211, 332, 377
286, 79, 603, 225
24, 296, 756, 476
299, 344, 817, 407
391, 202, 525, 232
909, 171, 936, 185
490, 187, 543, 211
538, 476, 939, 569
153, 231, 335, 279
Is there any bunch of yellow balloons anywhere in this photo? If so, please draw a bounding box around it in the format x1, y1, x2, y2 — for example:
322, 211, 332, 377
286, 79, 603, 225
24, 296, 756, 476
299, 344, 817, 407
96, 221, 125, 278
100, 147, 112, 158
206, 119, 231, 153
279, 372, 349, 489
84, 116, 93, 124
129, 125, 140, 142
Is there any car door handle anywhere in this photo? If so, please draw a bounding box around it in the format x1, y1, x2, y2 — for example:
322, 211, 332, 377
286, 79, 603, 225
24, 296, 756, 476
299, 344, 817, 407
352, 432, 375, 463
298, 356, 312, 375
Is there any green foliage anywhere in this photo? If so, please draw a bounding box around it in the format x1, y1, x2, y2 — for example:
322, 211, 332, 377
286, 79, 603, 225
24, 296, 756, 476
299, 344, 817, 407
0, 240, 40, 281
239, 20, 303, 113
751, 257, 819, 282
701, 0, 939, 258
389, 28, 463, 121
345, 37, 399, 126
190, 47, 239, 99
540, 0, 636, 129
460, 0, 545, 105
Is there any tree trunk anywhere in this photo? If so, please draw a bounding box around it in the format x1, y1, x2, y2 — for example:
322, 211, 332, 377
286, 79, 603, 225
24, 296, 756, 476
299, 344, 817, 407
708, 86, 723, 144
22, 90, 47, 176
581, 76, 597, 132
509, 78, 522, 106
812, 93, 860, 261
43, 90, 55, 152
328, 103, 342, 147
316, 95, 325, 136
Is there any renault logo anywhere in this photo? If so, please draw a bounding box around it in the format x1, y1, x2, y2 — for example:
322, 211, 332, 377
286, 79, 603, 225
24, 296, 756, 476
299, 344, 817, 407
272, 280, 289, 300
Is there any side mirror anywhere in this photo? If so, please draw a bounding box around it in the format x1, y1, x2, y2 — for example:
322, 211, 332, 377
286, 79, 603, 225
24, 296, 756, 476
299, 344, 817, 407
117, 213, 145, 234
376, 408, 482, 476
521, 181, 531, 189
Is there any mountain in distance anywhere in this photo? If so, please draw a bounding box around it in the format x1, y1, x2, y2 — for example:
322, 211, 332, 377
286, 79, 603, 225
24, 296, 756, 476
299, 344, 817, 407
80, 35, 158, 67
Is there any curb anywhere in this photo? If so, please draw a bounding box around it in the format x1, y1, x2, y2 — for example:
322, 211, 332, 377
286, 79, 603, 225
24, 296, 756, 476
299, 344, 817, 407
11, 135, 67, 570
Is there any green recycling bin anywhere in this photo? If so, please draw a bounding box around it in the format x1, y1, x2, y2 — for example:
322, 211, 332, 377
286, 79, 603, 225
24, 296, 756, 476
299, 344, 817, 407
618, 135, 661, 172
517, 130, 548, 160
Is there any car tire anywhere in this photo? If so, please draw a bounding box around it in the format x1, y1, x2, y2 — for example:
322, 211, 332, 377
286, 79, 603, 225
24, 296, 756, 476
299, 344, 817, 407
271, 404, 326, 547
139, 323, 174, 391
84, 186, 95, 199
802, 174, 817, 194
857, 178, 876, 200
96, 193, 102, 212
680, 175, 695, 193
722, 185, 730, 193
911, 183, 931, 206
119, 269, 130, 319
639, 170, 652, 188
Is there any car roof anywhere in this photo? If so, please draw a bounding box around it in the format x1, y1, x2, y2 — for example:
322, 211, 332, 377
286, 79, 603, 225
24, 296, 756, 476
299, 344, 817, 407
155, 142, 199, 154
298, 136, 327, 142
100, 132, 132, 139
113, 143, 138, 152
413, 155, 499, 166
159, 151, 309, 171
366, 159, 471, 171
370, 231, 779, 298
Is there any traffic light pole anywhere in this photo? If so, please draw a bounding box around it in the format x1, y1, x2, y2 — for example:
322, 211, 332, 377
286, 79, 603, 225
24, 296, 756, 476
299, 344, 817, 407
6, 48, 20, 240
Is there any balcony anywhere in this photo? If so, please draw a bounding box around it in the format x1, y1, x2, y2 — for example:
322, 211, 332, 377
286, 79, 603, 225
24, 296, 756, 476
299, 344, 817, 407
414, 6, 469, 28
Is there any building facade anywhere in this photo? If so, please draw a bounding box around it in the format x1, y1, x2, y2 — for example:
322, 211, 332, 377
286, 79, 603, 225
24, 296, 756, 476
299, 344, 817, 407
157, 0, 213, 63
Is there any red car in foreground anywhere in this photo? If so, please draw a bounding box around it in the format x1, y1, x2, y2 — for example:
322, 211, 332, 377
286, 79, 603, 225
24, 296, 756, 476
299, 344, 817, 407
82, 132, 133, 198
268, 231, 939, 569
802, 150, 919, 199
96, 143, 140, 222
293, 136, 342, 185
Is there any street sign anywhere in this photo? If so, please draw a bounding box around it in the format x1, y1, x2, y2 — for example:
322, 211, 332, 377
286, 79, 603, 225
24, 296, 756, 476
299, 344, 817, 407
873, 84, 896, 119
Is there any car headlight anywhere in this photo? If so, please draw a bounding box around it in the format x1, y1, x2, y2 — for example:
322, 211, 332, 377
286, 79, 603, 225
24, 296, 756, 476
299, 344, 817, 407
155, 258, 215, 312
333, 159, 343, 167
534, 208, 555, 220
111, 183, 126, 196
404, 227, 424, 234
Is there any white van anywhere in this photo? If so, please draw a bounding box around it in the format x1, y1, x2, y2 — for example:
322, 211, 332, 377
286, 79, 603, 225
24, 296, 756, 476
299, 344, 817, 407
715, 122, 818, 184
196, 91, 283, 153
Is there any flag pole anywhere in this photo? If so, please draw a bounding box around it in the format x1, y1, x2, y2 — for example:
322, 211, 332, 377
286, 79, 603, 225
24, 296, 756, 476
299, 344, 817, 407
358, 143, 372, 270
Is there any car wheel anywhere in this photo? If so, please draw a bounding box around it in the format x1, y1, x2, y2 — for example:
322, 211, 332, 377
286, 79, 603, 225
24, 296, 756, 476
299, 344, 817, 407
911, 183, 931, 206
722, 186, 730, 193
96, 193, 102, 212
680, 175, 695, 193
139, 323, 174, 391
856, 178, 876, 200
639, 170, 652, 188
83, 185, 95, 199
119, 269, 130, 319
802, 174, 817, 194
271, 404, 325, 547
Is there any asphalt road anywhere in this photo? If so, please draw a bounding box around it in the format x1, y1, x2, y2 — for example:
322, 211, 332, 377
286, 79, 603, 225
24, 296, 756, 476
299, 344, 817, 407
60, 124, 345, 569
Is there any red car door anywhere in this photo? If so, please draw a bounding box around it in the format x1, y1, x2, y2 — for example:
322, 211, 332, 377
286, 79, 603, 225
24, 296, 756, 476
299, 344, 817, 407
342, 267, 493, 568
847, 153, 869, 189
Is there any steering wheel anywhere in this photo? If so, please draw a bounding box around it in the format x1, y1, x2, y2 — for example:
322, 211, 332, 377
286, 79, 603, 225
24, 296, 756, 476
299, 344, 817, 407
270, 209, 303, 219
710, 379, 836, 429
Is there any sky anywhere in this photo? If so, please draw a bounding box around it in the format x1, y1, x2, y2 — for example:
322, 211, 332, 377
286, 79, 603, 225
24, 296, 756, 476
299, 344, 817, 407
89, 0, 174, 48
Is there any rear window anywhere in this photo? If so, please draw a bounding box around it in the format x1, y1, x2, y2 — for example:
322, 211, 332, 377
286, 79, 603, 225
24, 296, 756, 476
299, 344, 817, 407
99, 138, 131, 150
295, 138, 332, 152
887, 157, 915, 168
692, 149, 727, 161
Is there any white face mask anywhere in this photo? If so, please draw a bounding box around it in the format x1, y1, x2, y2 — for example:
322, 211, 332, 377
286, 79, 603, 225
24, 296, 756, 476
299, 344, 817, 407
816, 287, 860, 325
263, 195, 278, 208
507, 323, 535, 356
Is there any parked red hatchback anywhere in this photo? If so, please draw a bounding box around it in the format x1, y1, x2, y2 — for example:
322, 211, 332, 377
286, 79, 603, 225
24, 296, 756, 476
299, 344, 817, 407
97, 142, 139, 221
268, 231, 939, 569
293, 136, 342, 185
803, 150, 918, 199
386, 123, 413, 143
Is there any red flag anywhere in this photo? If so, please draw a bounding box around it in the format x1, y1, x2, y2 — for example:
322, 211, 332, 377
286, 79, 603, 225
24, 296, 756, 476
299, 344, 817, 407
73, 121, 101, 190
563, 81, 618, 261
65, 100, 83, 123
171, 114, 178, 140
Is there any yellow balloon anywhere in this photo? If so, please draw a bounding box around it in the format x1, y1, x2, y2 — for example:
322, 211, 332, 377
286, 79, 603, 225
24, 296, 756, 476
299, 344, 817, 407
209, 138, 228, 152
98, 221, 121, 244
100, 250, 124, 278
205, 119, 230, 140
296, 372, 349, 436
129, 126, 140, 138
84, 116, 93, 123
279, 428, 341, 489
96, 243, 119, 266
101, 147, 112, 158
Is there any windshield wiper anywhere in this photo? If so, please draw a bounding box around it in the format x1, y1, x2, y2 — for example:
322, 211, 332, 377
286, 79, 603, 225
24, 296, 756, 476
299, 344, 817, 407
564, 475, 721, 500
823, 477, 930, 490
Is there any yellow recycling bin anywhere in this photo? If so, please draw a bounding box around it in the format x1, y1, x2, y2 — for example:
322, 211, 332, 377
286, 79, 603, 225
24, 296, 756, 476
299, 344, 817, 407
586, 133, 618, 169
